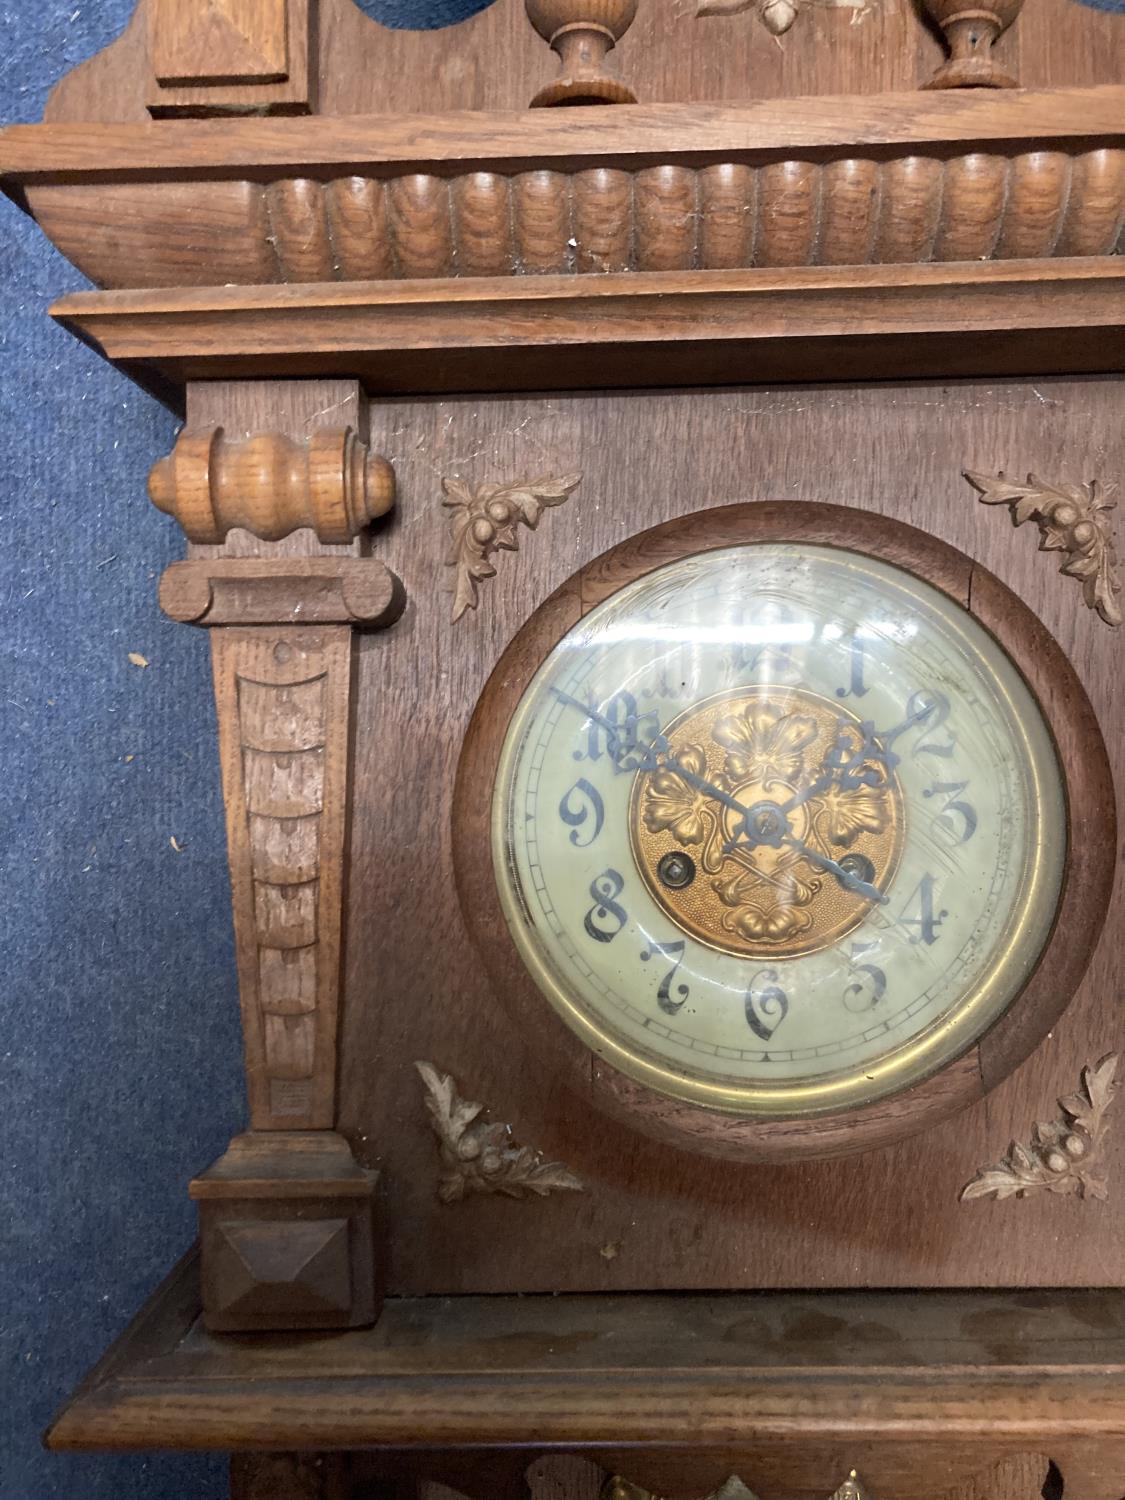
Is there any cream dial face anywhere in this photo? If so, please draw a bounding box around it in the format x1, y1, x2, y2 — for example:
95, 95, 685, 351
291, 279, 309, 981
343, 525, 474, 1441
492, 544, 1067, 1116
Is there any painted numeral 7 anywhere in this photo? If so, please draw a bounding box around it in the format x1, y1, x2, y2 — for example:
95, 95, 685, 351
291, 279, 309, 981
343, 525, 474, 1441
641, 939, 689, 1014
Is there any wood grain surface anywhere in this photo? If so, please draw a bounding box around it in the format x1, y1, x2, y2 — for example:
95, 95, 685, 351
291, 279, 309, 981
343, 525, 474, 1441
146, 0, 316, 117
231, 1449, 1053, 1499
47, 1252, 1125, 1498
326, 374, 1123, 1296
2, 86, 1119, 177
46, 260, 1125, 401
6, 86, 1122, 292
34, 0, 1125, 125
455, 502, 1113, 1162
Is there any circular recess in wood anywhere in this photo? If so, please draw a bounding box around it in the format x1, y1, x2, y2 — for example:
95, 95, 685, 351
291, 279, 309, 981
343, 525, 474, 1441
454, 503, 1115, 1162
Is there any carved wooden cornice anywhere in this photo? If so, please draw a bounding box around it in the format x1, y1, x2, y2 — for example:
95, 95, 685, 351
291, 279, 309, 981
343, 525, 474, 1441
41, 260, 1125, 400
46, 1268, 1125, 1485
1, 87, 1121, 292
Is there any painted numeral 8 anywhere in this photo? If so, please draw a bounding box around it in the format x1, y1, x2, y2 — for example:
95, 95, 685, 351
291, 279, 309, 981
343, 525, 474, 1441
584, 869, 627, 944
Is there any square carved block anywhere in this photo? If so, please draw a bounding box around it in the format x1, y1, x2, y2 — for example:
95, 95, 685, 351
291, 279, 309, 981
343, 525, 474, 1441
146, 0, 315, 117
150, 0, 290, 87
192, 1131, 381, 1332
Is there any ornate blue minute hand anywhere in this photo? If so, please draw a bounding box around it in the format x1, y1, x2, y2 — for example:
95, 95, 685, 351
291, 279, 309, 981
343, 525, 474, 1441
780, 835, 888, 905
550, 688, 749, 816
551, 688, 888, 906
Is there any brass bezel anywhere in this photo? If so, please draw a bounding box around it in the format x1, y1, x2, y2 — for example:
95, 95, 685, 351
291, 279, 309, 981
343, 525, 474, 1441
491, 542, 1066, 1120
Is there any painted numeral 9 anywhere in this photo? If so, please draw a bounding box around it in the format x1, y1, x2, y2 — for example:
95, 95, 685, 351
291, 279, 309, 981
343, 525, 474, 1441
558, 777, 605, 847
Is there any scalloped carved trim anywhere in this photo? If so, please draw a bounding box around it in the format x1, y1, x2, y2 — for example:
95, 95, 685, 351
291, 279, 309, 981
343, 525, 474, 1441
416, 1062, 584, 1204
961, 1054, 1119, 1203
444, 472, 582, 622
966, 469, 1121, 627
25, 144, 1125, 291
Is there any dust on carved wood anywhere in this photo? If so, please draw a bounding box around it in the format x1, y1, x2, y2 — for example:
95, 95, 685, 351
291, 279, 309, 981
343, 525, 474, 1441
962, 1054, 1119, 1203
416, 1062, 584, 1203
443, 474, 582, 622
966, 469, 1121, 627
694, 0, 875, 39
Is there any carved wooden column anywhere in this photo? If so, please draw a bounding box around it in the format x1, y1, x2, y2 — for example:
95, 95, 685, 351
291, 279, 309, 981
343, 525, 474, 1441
154, 379, 403, 1332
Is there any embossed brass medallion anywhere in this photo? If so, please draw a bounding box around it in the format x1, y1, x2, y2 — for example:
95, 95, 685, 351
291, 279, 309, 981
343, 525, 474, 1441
629, 687, 903, 959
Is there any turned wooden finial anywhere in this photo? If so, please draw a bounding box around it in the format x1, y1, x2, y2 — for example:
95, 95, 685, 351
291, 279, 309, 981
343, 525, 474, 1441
148, 426, 395, 545
921, 0, 1023, 89
526, 0, 639, 106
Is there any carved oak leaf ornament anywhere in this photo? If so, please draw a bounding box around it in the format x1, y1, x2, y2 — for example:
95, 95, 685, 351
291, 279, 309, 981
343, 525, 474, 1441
694, 0, 873, 37
965, 469, 1121, 627
415, 1062, 584, 1203
961, 1054, 1119, 1203
443, 473, 582, 622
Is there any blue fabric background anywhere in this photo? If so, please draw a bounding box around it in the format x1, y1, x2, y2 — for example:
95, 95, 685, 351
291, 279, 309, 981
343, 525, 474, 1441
0, 0, 481, 1495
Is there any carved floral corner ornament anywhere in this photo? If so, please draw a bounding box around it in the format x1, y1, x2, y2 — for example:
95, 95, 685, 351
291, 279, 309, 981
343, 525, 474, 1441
416, 1062, 584, 1203
961, 1054, 1119, 1203
693, 0, 875, 38
965, 469, 1122, 627
443, 472, 582, 622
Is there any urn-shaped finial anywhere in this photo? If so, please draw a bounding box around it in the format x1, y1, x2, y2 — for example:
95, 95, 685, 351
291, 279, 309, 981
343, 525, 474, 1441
526, 0, 639, 106
921, 0, 1023, 89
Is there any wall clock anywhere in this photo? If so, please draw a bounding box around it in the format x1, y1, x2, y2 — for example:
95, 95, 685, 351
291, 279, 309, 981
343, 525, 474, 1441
459, 504, 1113, 1160
5, 0, 1125, 1493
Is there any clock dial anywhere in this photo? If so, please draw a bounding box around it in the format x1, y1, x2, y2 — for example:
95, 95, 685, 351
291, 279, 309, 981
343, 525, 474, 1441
491, 543, 1067, 1117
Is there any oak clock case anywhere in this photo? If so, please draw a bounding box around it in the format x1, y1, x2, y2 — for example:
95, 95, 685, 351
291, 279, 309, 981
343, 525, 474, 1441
457, 504, 1114, 1162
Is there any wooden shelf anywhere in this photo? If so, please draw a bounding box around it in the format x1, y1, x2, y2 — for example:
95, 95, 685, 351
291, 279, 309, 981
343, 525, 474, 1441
2, 86, 1121, 181
51, 259, 1125, 404
46, 1249, 1125, 1496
